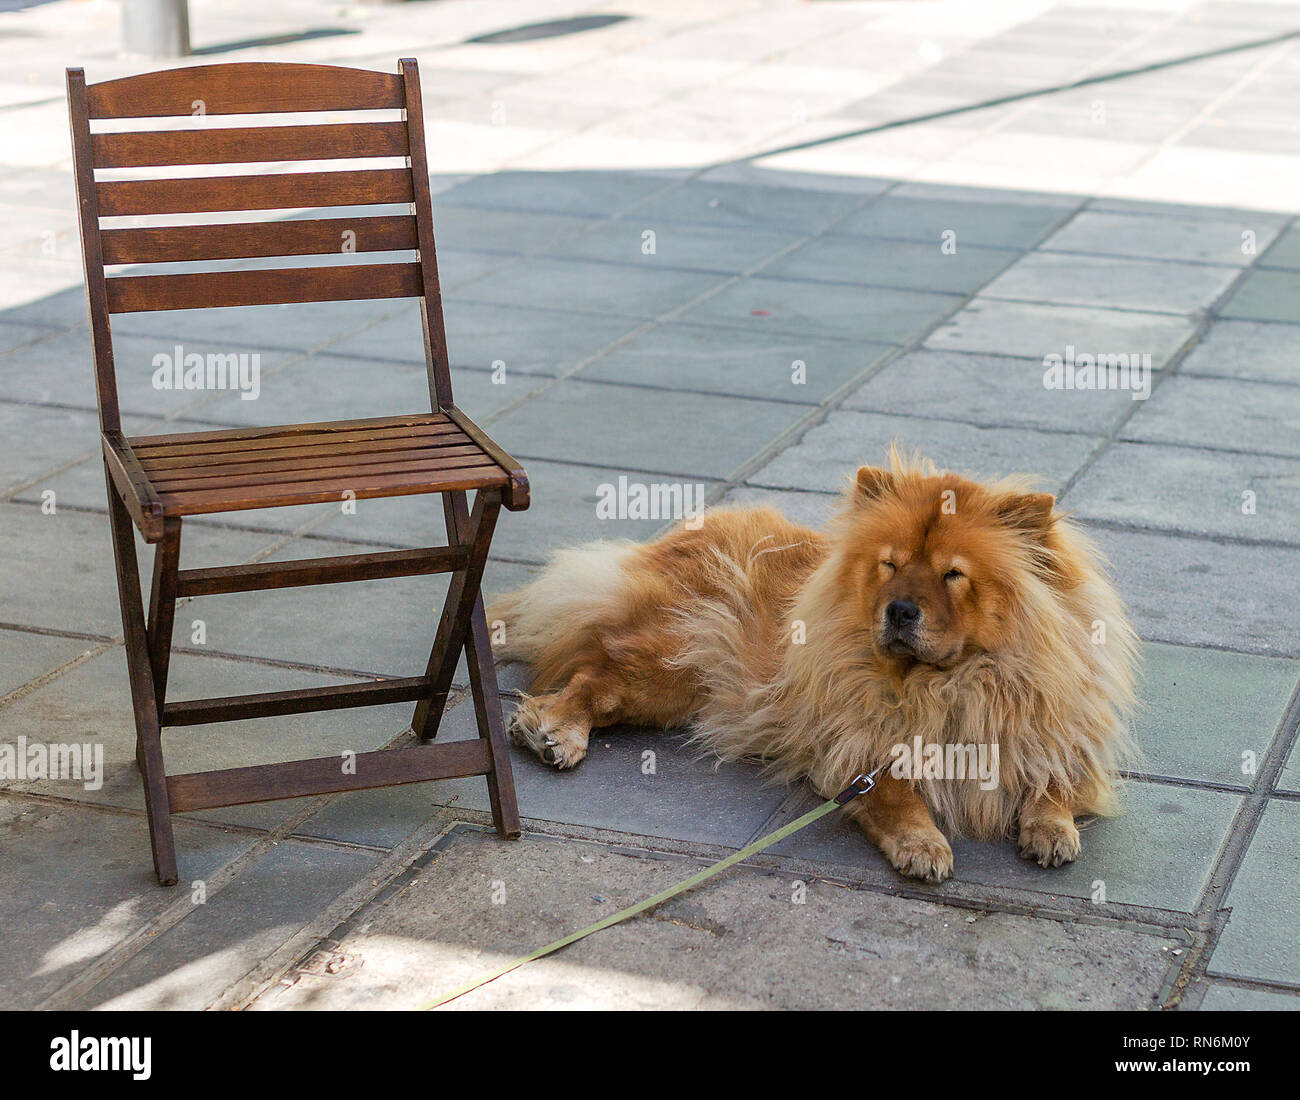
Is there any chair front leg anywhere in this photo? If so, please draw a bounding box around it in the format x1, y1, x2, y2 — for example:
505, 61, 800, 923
104, 468, 178, 886
147, 517, 182, 719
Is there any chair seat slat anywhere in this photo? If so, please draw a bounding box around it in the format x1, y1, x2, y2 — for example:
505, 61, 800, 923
149, 448, 494, 492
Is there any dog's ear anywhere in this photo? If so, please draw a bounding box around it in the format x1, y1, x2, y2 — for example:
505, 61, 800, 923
996, 492, 1056, 537
854, 466, 894, 506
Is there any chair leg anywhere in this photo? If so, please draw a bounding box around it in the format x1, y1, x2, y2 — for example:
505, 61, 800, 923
145, 517, 182, 750
104, 469, 178, 886
413, 489, 522, 839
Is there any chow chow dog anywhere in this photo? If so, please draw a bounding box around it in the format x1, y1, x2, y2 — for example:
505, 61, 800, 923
488, 452, 1137, 882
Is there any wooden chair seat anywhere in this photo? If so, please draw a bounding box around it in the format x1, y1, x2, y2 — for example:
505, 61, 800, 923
109, 411, 528, 537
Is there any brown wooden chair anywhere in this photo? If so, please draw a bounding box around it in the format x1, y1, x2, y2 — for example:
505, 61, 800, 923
66, 59, 528, 885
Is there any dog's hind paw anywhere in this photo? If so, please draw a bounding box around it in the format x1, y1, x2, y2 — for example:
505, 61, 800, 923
506, 695, 590, 770
1018, 818, 1081, 868
883, 829, 954, 883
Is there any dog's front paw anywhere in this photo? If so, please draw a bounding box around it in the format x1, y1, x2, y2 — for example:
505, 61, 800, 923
1018, 817, 1080, 868
506, 696, 589, 770
881, 828, 953, 883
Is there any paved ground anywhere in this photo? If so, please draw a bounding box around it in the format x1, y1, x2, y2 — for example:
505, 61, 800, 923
1, 0, 1299, 1010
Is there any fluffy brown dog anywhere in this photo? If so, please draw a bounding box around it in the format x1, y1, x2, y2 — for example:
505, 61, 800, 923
488, 453, 1137, 882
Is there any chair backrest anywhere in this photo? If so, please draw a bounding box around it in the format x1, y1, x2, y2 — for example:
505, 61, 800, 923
66, 59, 453, 432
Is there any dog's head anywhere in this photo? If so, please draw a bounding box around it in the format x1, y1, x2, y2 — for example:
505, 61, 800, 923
837, 463, 1059, 670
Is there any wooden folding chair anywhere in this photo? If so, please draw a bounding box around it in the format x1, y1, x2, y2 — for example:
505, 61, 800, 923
66, 60, 528, 886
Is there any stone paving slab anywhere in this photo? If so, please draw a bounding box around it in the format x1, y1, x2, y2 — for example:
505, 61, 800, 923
0, 627, 93, 697
1207, 800, 1300, 986
252, 827, 1178, 1011
1040, 210, 1277, 266
747, 409, 1098, 496
1199, 983, 1300, 1010
844, 348, 1136, 433
1178, 318, 1300, 384
552, 218, 804, 275
926, 298, 1195, 364
1219, 268, 1300, 323
1064, 441, 1300, 543
1119, 375, 1300, 458
836, 194, 1076, 248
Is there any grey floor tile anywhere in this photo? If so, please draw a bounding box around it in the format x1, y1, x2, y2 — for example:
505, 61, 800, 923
760, 235, 1019, 295
1042, 210, 1274, 266
927, 298, 1194, 364
580, 321, 890, 404
0, 402, 103, 494
427, 204, 595, 254
770, 780, 1240, 912
1279, 741, 1299, 794
0, 795, 255, 1009
1219, 269, 1300, 323
626, 179, 865, 234
718, 485, 841, 530
1090, 527, 1300, 658
1132, 642, 1300, 787
84, 838, 382, 1009
747, 409, 1097, 495
1208, 800, 1300, 985
416, 697, 791, 848
981, 252, 1239, 315
454, 256, 726, 319
0, 627, 97, 695
1003, 107, 1189, 144
1119, 376, 1300, 458
1258, 225, 1300, 270
837, 195, 1073, 248
1198, 983, 1300, 1010
845, 348, 1135, 432
437, 170, 677, 217
549, 218, 804, 275
1180, 320, 1300, 385
330, 299, 640, 376
1065, 441, 1300, 542
488, 377, 805, 479
679, 276, 963, 343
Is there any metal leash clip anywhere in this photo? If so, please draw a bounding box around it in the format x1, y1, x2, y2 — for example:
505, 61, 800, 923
833, 763, 884, 804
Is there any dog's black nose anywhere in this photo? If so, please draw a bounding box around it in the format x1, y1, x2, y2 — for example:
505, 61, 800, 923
886, 600, 921, 629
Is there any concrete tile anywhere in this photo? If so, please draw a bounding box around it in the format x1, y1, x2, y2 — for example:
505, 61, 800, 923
454, 256, 725, 319
0, 402, 103, 495
981, 252, 1239, 315
428, 204, 594, 254
0, 627, 97, 696
1198, 983, 1300, 1010
845, 348, 1134, 433
1003, 107, 1190, 145
761, 235, 1019, 295
550, 218, 803, 275
437, 170, 675, 217
255, 826, 1176, 1011
718, 485, 840, 530
1132, 642, 1300, 787
489, 377, 805, 479
416, 697, 792, 849
1209, 800, 1300, 985
580, 321, 891, 404
0, 795, 254, 1009
1066, 441, 1300, 542
838, 195, 1072, 248
747, 409, 1098, 496
1090, 526, 1300, 658
679, 276, 963, 343
772, 780, 1241, 912
84, 838, 381, 1010
329, 299, 639, 376
927, 299, 1194, 364
309, 457, 711, 563
1220, 269, 1300, 323
625, 179, 865, 234
1258, 225, 1300, 269
1179, 319, 1300, 385
1042, 210, 1275, 266
1120, 376, 1300, 458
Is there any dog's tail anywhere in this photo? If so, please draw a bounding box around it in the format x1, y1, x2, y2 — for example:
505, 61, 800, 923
486, 539, 639, 675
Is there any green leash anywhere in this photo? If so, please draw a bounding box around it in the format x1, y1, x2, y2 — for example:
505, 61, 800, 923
417, 766, 883, 1009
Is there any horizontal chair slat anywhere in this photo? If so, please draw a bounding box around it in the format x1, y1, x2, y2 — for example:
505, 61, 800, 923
102, 215, 418, 265
163, 675, 433, 726
105, 261, 423, 313
130, 411, 451, 450
166, 740, 495, 812
175, 545, 471, 597
97, 168, 414, 217
91, 121, 410, 168
86, 62, 405, 118
156, 467, 507, 515
137, 432, 469, 471
149, 448, 493, 493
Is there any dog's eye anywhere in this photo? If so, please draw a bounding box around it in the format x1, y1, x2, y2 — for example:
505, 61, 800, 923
880, 560, 896, 573
944, 568, 964, 582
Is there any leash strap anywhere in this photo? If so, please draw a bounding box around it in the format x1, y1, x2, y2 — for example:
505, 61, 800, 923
417, 767, 882, 1009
